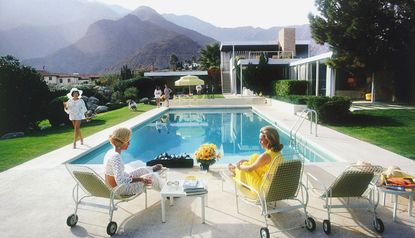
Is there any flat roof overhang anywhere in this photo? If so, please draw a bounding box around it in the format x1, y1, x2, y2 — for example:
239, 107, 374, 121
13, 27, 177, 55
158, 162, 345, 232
237, 58, 297, 66
144, 71, 208, 77
220, 40, 310, 52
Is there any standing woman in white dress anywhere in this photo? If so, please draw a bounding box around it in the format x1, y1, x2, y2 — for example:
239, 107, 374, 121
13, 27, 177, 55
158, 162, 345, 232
63, 88, 87, 149
154, 86, 162, 108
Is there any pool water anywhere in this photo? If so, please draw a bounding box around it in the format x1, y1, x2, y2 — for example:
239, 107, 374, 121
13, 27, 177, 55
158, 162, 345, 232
71, 108, 332, 165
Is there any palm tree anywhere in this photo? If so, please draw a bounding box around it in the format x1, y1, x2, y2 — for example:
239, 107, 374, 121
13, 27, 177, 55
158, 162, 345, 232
199, 42, 220, 70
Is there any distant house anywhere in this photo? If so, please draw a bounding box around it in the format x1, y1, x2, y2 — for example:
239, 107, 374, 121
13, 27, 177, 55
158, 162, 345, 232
220, 28, 310, 94
220, 27, 388, 101
38, 70, 100, 87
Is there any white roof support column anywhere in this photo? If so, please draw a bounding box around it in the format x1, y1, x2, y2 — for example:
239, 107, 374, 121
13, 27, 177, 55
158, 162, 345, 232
232, 45, 236, 94
240, 64, 243, 96
371, 72, 376, 103
315, 60, 320, 96
325, 65, 335, 96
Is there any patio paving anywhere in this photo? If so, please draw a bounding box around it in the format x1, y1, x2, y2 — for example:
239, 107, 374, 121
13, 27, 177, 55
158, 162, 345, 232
1, 101, 415, 237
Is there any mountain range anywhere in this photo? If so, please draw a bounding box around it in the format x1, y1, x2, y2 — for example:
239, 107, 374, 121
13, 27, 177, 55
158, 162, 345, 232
0, 1, 328, 73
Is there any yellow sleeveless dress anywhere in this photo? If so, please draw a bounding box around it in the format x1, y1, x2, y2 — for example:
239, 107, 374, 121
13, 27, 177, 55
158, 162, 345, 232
234, 149, 283, 192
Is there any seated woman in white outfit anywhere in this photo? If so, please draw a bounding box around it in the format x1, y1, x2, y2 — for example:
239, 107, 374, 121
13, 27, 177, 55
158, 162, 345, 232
104, 127, 164, 195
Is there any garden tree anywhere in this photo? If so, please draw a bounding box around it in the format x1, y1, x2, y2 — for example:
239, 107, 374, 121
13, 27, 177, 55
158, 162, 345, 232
199, 42, 220, 70
169, 54, 179, 71
309, 0, 415, 101
0, 55, 51, 134
124, 87, 139, 101
208, 66, 221, 92
239, 53, 277, 95
120, 65, 133, 80
95, 74, 120, 86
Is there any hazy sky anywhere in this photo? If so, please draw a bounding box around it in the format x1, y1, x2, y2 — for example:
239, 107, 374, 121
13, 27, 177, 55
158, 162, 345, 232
92, 0, 318, 28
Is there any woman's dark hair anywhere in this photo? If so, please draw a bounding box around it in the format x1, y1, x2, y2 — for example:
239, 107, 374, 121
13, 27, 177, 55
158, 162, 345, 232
71, 90, 79, 97
260, 126, 283, 152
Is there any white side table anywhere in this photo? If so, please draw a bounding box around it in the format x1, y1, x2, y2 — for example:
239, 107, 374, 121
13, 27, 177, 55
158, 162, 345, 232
160, 180, 207, 223
377, 186, 414, 222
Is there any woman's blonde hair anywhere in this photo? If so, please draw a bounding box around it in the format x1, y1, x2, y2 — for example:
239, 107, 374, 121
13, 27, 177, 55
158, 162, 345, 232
109, 128, 131, 148
260, 125, 283, 152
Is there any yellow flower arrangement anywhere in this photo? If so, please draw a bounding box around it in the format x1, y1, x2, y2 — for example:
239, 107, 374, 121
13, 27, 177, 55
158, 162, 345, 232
194, 143, 221, 165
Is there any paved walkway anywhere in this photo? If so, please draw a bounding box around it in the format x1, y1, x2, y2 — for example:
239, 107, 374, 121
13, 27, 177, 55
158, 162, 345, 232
351, 101, 415, 111
2, 102, 415, 237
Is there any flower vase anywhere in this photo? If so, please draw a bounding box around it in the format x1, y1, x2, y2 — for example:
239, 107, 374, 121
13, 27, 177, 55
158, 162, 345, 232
200, 162, 210, 171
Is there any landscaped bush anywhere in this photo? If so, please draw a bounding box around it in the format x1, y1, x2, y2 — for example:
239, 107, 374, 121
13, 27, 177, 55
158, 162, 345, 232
273, 80, 309, 96
124, 87, 139, 101
47, 96, 69, 127
0, 55, 51, 134
307, 96, 352, 123
273, 95, 309, 104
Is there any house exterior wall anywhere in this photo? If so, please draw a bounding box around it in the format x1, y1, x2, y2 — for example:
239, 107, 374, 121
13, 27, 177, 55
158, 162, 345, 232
278, 28, 296, 56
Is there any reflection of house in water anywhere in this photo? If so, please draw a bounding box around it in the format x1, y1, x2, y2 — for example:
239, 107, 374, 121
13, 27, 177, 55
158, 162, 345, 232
220, 111, 262, 156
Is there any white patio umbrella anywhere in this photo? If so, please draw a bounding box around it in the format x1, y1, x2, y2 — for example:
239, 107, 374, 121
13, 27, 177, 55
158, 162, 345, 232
174, 75, 204, 94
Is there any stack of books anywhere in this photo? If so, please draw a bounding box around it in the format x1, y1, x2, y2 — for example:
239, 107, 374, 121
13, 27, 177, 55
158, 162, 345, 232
383, 177, 415, 191
183, 176, 207, 196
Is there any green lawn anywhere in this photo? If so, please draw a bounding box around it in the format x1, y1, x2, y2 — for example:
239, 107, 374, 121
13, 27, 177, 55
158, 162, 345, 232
0, 104, 155, 172
327, 109, 415, 160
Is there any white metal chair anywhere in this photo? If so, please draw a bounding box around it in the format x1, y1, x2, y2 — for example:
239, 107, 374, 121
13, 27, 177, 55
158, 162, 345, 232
65, 164, 149, 236
230, 158, 316, 238
306, 164, 385, 234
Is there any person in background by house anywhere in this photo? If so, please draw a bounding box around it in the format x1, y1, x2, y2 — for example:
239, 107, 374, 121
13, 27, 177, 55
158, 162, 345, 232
163, 84, 173, 107
196, 85, 202, 95
154, 86, 162, 108
104, 127, 164, 195
227, 126, 284, 192
63, 88, 87, 149
210, 84, 215, 98
128, 99, 137, 111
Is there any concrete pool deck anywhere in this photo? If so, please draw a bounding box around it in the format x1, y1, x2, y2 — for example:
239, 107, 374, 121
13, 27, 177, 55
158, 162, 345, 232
1, 102, 415, 237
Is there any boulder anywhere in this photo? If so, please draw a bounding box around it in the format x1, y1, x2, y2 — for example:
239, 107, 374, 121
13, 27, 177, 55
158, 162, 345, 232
88, 96, 99, 104
80, 96, 88, 102
139, 97, 149, 104
94, 106, 109, 114
1, 132, 24, 140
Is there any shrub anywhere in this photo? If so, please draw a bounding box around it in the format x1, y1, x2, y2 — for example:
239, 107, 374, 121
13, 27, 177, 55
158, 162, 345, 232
307, 96, 351, 123
47, 96, 69, 127
0, 55, 51, 134
273, 80, 309, 96
273, 95, 309, 105
124, 87, 139, 100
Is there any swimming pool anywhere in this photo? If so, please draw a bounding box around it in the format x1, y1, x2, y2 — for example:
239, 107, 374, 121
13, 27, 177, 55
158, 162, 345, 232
71, 108, 335, 165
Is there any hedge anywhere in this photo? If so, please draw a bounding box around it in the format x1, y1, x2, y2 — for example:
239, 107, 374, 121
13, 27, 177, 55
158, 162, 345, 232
307, 96, 351, 123
273, 80, 309, 96
273, 95, 308, 105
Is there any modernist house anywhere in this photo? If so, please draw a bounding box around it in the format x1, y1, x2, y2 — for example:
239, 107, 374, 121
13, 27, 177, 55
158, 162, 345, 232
38, 70, 100, 87
220, 28, 384, 101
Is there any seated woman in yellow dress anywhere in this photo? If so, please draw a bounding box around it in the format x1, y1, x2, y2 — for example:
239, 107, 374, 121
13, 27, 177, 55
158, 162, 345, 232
228, 126, 284, 192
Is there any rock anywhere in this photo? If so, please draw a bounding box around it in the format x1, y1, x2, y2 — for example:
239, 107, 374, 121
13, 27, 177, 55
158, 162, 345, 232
139, 97, 149, 104
87, 96, 100, 105
87, 96, 100, 111
94, 106, 109, 114
80, 96, 88, 102
1, 132, 24, 140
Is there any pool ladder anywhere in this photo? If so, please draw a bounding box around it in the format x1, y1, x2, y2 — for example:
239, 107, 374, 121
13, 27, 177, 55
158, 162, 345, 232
289, 109, 318, 149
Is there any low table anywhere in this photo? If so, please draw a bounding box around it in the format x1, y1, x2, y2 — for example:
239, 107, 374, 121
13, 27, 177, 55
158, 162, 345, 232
160, 180, 207, 223
377, 186, 415, 222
